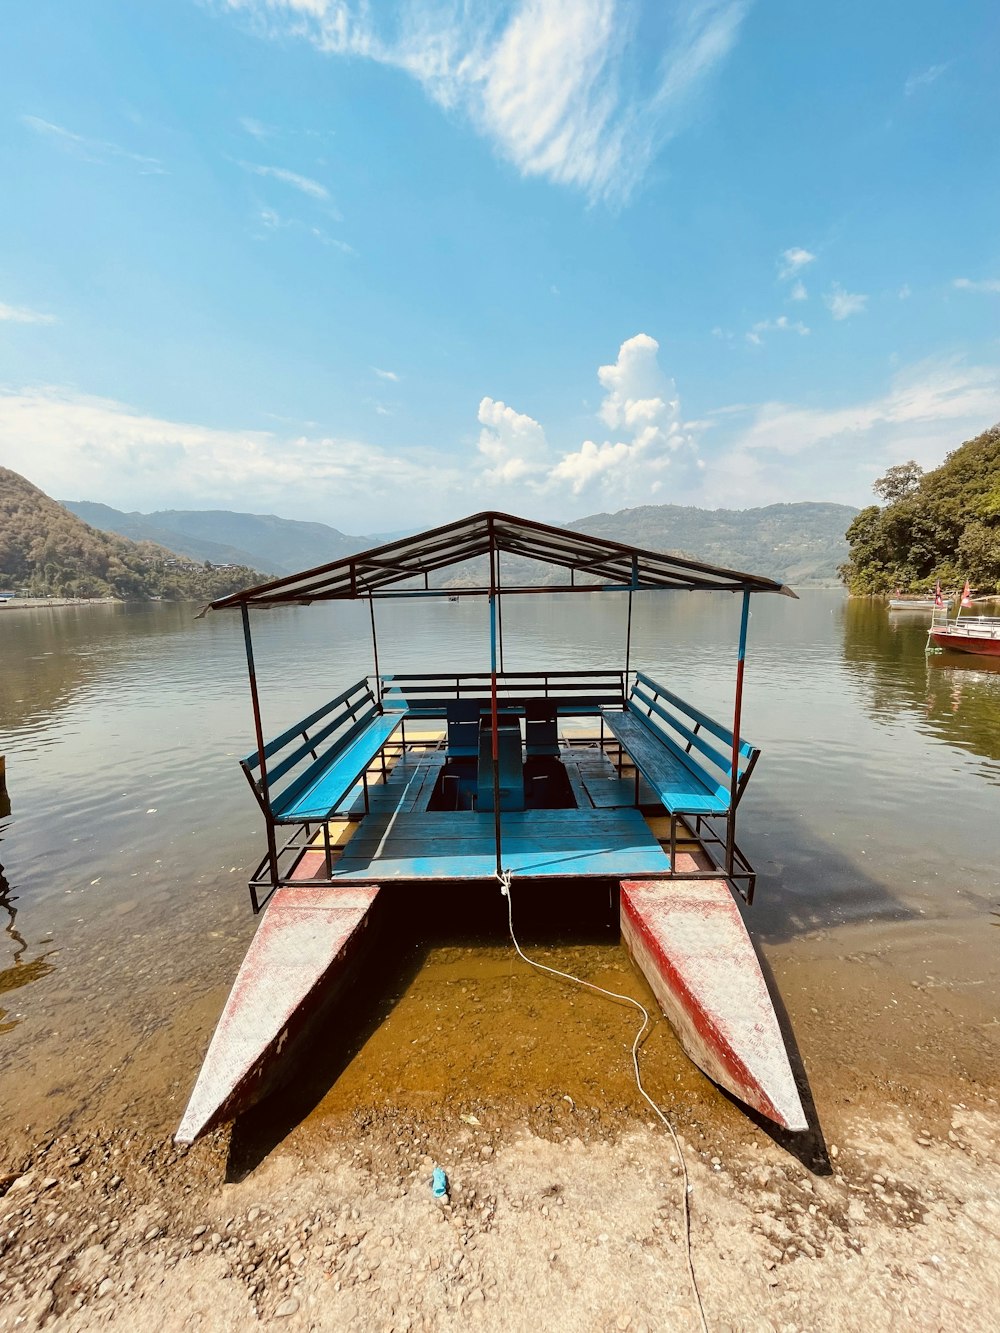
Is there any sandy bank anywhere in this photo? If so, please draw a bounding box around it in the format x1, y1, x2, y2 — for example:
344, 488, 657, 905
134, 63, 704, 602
2, 1092, 998, 1333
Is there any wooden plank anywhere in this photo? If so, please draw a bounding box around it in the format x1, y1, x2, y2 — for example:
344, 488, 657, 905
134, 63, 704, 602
563, 757, 593, 808
332, 844, 670, 880
602, 710, 727, 815
328, 808, 671, 881
580, 776, 635, 808
341, 810, 656, 847
274, 713, 404, 822
175, 884, 381, 1143
620, 878, 806, 1132
399, 755, 445, 812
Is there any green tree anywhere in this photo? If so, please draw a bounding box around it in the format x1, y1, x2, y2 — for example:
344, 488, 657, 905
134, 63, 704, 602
841, 427, 1000, 594
872, 461, 923, 505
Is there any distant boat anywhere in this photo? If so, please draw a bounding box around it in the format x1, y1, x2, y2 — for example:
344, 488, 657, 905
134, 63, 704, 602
889, 596, 952, 611
928, 615, 1000, 657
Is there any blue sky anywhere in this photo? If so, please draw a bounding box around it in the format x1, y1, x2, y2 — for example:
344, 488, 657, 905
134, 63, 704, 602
1, 0, 998, 532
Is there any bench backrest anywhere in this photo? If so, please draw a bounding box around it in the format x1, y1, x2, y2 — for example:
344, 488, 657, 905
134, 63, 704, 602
446, 699, 481, 757
628, 671, 759, 806
241, 677, 381, 812
524, 698, 559, 756
380, 670, 625, 718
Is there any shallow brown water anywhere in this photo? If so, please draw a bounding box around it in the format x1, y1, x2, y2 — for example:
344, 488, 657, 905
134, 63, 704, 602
1, 593, 998, 1159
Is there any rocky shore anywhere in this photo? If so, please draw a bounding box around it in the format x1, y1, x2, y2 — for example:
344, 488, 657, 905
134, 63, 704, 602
2, 1092, 998, 1333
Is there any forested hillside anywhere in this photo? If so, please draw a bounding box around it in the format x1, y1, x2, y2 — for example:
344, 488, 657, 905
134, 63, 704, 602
839, 425, 1000, 594
0, 468, 265, 601
571, 501, 856, 586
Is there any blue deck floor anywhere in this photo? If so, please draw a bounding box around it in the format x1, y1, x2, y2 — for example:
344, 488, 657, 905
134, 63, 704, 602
325, 741, 671, 882
330, 807, 671, 881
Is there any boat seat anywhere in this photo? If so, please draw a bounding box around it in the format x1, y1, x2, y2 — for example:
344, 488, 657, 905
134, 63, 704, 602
446, 699, 481, 758
241, 678, 406, 825
600, 672, 758, 818
525, 698, 559, 757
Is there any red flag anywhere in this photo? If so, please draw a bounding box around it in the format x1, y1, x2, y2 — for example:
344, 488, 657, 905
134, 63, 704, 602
961, 579, 973, 608
933, 580, 943, 608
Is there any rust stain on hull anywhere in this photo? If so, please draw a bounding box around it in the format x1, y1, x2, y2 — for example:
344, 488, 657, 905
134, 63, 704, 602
175, 883, 380, 1144
620, 877, 807, 1132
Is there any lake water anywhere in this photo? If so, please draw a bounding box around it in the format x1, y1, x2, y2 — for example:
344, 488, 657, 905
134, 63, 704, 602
2, 592, 998, 1151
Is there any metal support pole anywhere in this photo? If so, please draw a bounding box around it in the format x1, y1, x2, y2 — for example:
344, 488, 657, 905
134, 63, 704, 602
489, 533, 503, 877
727, 590, 751, 877
368, 594, 382, 703
624, 588, 634, 694
242, 602, 279, 892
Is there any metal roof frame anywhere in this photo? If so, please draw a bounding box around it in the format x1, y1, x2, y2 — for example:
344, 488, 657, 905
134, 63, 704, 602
206, 510, 796, 611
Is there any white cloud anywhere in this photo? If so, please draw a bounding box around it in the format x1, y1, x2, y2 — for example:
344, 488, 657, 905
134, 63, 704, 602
706, 357, 1000, 508
309, 225, 355, 253
953, 277, 1000, 294
825, 283, 868, 320
252, 205, 354, 252
898, 283, 911, 300
477, 397, 550, 483
217, 1, 750, 203
0, 302, 56, 325
778, 247, 815, 280
549, 333, 697, 495
20, 114, 166, 174
240, 116, 275, 140
239, 160, 330, 198
6, 350, 999, 531
789, 280, 807, 302
0, 385, 462, 527
373, 367, 399, 381
473, 334, 699, 502
904, 63, 950, 96
745, 315, 809, 345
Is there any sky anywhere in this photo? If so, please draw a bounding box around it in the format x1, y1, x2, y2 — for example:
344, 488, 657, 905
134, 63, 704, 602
1, 0, 999, 533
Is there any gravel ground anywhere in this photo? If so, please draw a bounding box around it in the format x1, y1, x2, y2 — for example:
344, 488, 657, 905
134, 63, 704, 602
2, 1091, 999, 1333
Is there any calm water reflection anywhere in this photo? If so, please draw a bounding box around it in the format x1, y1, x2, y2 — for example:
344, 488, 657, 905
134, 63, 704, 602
1, 591, 999, 1034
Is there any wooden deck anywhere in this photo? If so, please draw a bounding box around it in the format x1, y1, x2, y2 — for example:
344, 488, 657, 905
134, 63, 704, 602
329, 808, 671, 881
288, 735, 682, 884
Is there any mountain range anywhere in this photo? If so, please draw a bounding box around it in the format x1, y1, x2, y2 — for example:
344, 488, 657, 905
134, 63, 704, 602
1, 469, 264, 601
62, 500, 856, 585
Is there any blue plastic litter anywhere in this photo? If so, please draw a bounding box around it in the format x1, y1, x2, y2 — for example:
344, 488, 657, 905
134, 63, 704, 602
431, 1167, 449, 1199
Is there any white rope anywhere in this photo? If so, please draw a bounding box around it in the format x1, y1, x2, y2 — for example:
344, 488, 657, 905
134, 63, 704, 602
497, 868, 710, 1333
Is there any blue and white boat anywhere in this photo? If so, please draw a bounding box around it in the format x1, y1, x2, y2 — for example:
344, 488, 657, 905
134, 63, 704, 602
176, 512, 809, 1144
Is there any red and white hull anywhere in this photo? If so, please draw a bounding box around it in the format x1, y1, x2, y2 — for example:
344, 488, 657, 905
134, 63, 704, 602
620, 878, 807, 1132
930, 627, 1000, 657
175, 883, 380, 1144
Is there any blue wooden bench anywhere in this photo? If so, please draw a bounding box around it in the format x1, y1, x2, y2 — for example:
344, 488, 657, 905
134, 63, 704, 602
241, 678, 406, 826
600, 672, 759, 882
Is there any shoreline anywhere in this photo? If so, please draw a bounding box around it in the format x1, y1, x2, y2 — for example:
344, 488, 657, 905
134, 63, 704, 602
1, 897, 998, 1330
0, 596, 121, 609
2, 1089, 998, 1332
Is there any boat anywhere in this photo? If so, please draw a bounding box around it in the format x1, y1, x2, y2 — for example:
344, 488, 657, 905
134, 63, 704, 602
928, 614, 1000, 657
175, 512, 809, 1144
889, 597, 952, 611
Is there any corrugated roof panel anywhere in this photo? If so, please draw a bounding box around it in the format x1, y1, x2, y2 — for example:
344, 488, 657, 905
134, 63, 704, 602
207, 511, 795, 610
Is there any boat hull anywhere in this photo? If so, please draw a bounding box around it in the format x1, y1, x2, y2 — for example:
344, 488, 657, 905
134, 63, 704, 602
930, 629, 1000, 657
175, 883, 381, 1144
620, 878, 807, 1132
889, 599, 951, 610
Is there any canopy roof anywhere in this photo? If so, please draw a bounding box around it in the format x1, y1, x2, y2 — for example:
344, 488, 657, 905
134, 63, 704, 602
208, 510, 795, 611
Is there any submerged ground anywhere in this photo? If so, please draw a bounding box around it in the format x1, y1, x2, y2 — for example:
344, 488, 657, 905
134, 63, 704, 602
2, 595, 999, 1330
1, 900, 998, 1332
